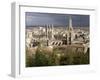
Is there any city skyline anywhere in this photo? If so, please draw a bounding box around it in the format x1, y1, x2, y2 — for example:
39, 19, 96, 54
25, 12, 90, 67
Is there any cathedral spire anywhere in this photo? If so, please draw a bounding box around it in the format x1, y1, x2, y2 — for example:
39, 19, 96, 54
68, 15, 73, 32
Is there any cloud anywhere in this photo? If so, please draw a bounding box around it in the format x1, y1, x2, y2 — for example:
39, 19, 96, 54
25, 12, 89, 27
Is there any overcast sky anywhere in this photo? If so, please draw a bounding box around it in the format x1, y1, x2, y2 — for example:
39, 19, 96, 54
25, 12, 89, 27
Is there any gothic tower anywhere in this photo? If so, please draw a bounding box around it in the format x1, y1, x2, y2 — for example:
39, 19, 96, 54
68, 15, 74, 45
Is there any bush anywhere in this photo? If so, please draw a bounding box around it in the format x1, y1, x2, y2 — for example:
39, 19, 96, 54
34, 47, 55, 66
26, 49, 35, 67
26, 46, 90, 67
59, 56, 70, 65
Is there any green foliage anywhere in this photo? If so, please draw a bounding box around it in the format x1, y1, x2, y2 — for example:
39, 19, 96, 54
26, 49, 35, 67
59, 56, 70, 65
26, 46, 90, 67
53, 46, 90, 65
34, 47, 56, 66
